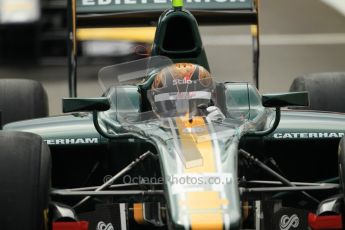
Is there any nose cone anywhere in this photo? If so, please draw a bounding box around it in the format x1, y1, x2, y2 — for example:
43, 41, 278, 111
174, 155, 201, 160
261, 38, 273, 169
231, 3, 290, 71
157, 116, 242, 230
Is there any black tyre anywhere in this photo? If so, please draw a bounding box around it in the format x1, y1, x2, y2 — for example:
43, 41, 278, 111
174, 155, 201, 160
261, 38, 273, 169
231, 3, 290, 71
0, 79, 48, 126
0, 131, 51, 230
289, 72, 345, 112
339, 137, 345, 193
338, 137, 345, 228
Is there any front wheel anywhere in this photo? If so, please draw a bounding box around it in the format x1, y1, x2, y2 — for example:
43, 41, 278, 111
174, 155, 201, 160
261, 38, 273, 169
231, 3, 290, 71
0, 131, 51, 230
339, 137, 345, 197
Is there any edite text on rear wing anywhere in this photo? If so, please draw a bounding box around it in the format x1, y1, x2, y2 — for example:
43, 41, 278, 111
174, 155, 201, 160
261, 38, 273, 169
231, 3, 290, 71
76, 0, 257, 26
67, 0, 259, 97
78, 0, 253, 12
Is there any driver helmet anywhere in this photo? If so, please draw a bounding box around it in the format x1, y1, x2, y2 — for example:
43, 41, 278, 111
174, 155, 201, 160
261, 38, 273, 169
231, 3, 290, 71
149, 63, 214, 117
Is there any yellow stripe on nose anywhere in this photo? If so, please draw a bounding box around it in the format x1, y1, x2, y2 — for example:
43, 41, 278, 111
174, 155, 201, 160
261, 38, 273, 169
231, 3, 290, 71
175, 117, 225, 230
190, 213, 223, 230
175, 117, 216, 172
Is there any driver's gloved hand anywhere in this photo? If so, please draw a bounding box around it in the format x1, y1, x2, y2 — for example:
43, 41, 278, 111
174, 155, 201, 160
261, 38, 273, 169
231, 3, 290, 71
206, 106, 225, 121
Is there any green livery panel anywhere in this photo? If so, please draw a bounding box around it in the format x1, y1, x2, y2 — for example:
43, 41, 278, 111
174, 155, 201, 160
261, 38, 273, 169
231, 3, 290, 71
3, 114, 105, 146
4, 109, 345, 146
268, 110, 345, 140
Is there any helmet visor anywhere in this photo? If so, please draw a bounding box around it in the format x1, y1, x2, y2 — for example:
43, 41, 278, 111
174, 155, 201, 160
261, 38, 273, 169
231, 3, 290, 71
148, 78, 215, 118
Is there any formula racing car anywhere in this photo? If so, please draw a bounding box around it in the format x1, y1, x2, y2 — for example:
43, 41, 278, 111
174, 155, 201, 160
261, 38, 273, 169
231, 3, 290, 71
1, 0, 345, 230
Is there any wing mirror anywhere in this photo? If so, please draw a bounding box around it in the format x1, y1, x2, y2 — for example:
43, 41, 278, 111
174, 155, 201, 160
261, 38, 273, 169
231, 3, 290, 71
262, 91, 309, 108
248, 91, 309, 137
62, 97, 110, 113
63, 97, 141, 140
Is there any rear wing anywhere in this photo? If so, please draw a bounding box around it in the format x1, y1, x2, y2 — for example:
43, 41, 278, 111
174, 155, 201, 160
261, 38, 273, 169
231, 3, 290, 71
76, 0, 258, 27
77, 0, 254, 13
67, 0, 259, 97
